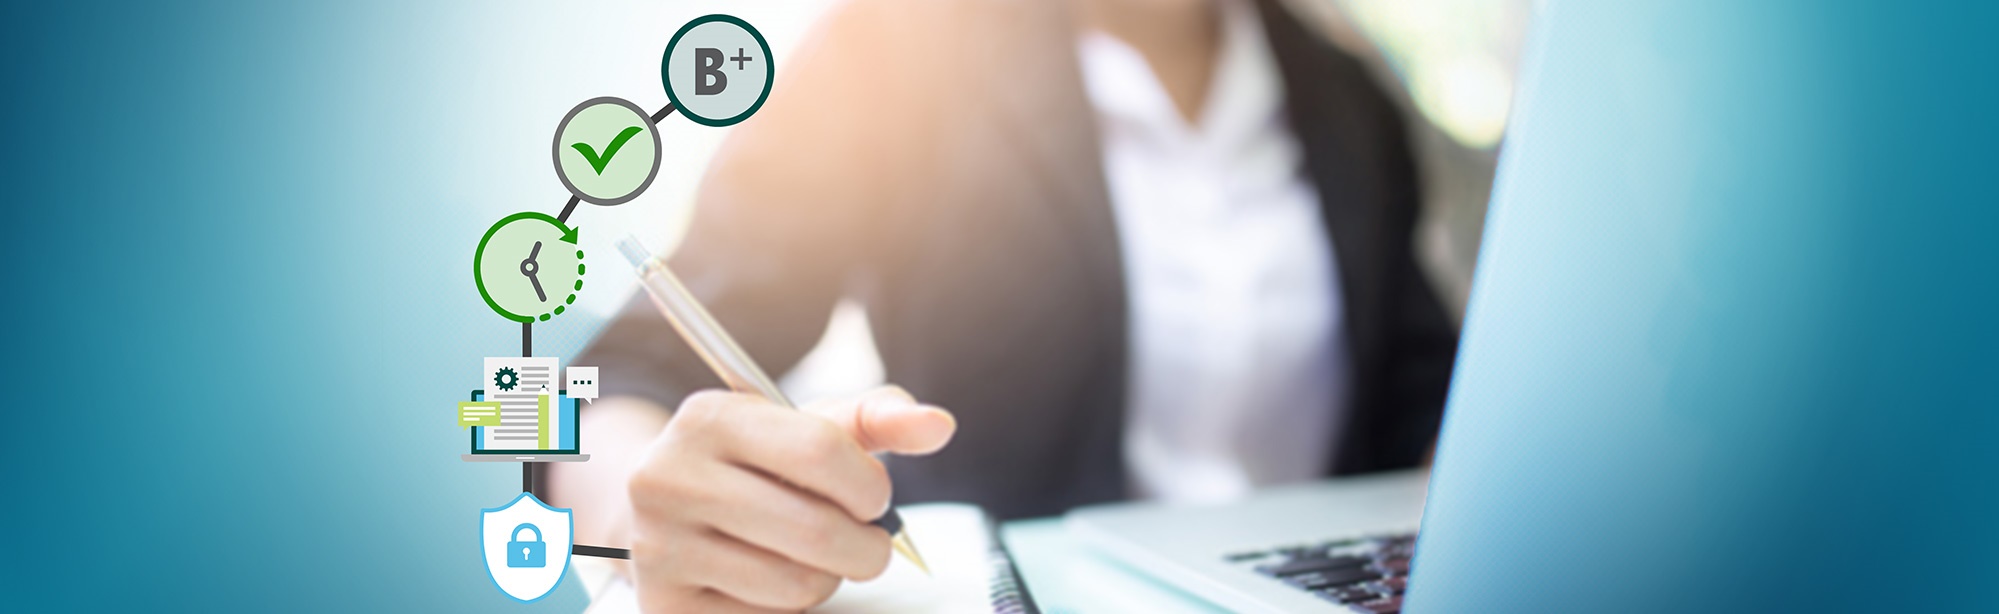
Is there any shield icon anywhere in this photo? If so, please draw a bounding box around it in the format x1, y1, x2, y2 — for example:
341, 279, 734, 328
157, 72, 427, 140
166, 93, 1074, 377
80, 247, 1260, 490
481, 491, 573, 602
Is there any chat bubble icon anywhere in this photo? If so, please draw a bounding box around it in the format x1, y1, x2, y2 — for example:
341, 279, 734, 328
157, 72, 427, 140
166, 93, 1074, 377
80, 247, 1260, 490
458, 401, 503, 428
567, 366, 599, 404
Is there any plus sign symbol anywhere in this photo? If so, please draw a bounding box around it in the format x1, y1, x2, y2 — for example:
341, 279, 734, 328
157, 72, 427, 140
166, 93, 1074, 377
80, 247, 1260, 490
663, 15, 774, 127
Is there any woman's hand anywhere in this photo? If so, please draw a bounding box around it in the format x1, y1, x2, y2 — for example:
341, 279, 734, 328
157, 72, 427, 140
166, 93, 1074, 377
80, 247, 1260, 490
626, 386, 955, 612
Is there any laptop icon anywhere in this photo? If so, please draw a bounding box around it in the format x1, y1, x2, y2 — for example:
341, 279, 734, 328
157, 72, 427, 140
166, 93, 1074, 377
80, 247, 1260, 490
462, 389, 591, 462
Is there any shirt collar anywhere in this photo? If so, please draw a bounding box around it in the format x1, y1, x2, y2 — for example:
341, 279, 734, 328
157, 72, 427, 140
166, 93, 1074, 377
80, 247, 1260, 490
1078, 0, 1284, 152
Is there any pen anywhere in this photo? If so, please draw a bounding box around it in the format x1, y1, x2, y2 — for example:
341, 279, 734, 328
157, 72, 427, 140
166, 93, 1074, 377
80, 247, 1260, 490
617, 235, 931, 575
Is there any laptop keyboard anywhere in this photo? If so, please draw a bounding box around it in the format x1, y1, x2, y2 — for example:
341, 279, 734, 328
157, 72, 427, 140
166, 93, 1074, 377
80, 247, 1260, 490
1223, 531, 1417, 613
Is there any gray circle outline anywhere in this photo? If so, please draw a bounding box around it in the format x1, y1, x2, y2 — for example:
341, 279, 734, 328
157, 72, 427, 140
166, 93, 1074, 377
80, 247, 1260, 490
661, 14, 774, 127
551, 96, 662, 206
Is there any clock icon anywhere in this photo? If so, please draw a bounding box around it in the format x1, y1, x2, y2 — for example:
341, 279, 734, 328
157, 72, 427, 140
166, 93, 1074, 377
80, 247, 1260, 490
474, 212, 585, 323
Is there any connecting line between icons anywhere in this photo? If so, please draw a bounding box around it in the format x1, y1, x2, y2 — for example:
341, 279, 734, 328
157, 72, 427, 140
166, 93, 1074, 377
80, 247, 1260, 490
574, 545, 633, 559
513, 101, 675, 563
555, 196, 581, 226
650, 102, 678, 124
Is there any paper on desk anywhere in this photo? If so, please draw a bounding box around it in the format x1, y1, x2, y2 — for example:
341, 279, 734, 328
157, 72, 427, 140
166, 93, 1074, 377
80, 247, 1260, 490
815, 503, 994, 613
582, 503, 996, 614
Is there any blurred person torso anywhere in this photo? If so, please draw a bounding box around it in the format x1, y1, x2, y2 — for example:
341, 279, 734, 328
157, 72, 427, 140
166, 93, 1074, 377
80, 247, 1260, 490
581, 0, 1456, 519
1081, 0, 1348, 503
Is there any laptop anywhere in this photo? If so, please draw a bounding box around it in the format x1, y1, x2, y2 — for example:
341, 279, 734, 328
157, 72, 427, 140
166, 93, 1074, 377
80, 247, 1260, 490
1067, 471, 1426, 612
462, 389, 591, 462
1063, 1, 1997, 612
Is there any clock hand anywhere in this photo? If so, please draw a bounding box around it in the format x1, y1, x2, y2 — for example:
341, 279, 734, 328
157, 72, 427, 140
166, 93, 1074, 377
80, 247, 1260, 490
520, 241, 546, 302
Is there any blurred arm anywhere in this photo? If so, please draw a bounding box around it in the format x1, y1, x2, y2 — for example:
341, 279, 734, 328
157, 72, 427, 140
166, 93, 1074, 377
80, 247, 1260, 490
547, 0, 933, 548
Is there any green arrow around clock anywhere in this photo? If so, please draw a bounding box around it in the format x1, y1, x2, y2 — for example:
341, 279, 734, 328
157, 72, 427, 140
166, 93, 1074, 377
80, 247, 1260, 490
475, 211, 582, 323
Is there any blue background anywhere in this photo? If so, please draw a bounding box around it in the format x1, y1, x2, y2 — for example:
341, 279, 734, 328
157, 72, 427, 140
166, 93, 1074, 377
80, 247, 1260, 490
3, 1, 605, 610
3, 0, 1996, 612
1409, 1, 1999, 612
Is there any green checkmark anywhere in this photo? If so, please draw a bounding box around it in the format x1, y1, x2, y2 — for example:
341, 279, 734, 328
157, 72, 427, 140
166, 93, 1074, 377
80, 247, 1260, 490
570, 126, 643, 175
554, 99, 659, 205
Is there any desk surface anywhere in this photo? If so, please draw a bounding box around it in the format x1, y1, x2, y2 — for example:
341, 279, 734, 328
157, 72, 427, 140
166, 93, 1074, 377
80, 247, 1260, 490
1000, 518, 1226, 614
579, 515, 1234, 612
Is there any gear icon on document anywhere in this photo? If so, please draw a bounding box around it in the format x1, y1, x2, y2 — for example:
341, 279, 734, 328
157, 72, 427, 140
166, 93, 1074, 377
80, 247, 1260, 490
493, 367, 520, 392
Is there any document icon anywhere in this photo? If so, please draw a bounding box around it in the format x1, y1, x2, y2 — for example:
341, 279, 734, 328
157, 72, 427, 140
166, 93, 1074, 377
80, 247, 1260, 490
482, 357, 560, 450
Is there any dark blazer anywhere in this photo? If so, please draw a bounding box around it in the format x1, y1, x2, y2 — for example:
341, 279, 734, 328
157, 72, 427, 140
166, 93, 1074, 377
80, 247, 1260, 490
580, 0, 1458, 520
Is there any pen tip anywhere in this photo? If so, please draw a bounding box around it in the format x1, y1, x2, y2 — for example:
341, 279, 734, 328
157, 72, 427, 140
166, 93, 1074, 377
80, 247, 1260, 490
890, 531, 931, 576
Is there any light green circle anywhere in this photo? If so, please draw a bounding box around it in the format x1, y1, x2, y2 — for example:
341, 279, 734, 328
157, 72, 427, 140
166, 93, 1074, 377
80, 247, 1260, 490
552, 97, 661, 205
475, 214, 584, 323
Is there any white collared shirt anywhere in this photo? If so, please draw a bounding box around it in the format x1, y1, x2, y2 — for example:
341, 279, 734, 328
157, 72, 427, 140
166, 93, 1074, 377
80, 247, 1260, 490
1080, 0, 1350, 504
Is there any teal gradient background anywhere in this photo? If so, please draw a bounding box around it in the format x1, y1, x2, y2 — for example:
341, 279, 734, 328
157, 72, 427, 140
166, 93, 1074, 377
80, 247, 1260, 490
0, 0, 742, 610
1409, 0, 1999, 612
4, 0, 831, 606
4, 1, 1997, 613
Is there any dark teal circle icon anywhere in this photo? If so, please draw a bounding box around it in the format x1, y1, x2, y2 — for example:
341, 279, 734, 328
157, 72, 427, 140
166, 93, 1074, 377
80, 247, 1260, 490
661, 15, 774, 127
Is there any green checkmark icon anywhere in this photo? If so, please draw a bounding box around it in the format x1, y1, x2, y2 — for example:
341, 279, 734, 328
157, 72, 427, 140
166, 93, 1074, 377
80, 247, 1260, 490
570, 126, 643, 175
553, 98, 659, 205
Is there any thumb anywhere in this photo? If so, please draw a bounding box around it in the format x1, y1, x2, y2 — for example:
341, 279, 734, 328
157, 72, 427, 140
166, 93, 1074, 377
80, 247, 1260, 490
804, 386, 956, 455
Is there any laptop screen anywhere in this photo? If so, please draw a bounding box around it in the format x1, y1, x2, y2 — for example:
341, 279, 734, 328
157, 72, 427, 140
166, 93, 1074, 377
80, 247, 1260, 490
469, 390, 580, 453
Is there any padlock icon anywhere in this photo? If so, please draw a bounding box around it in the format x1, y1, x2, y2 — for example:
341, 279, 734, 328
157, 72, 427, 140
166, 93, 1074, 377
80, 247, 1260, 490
507, 523, 547, 568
